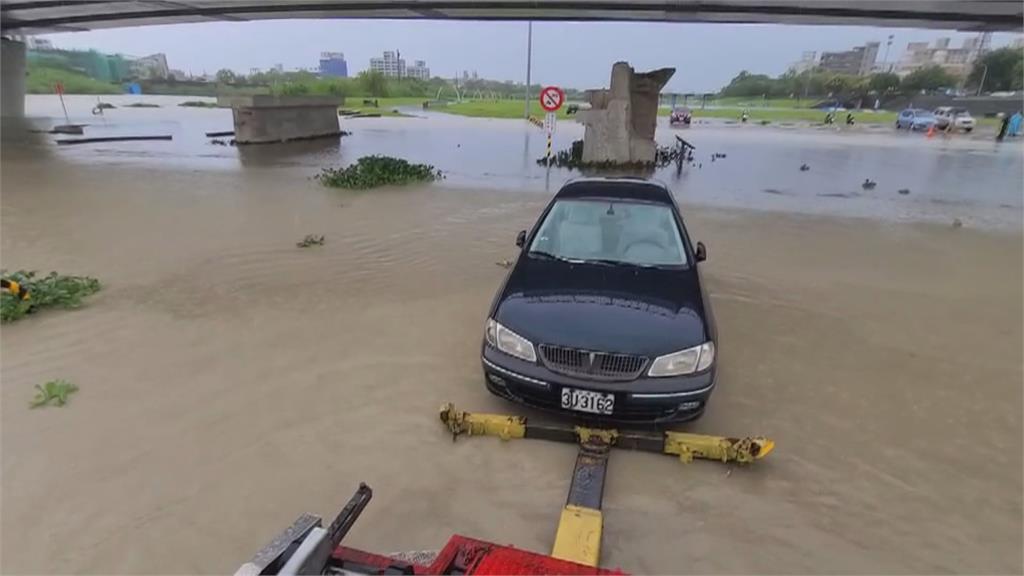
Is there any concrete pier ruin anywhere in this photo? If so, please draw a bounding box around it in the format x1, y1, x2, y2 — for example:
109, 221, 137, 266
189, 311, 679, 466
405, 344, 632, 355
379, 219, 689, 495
577, 62, 675, 164
217, 95, 344, 144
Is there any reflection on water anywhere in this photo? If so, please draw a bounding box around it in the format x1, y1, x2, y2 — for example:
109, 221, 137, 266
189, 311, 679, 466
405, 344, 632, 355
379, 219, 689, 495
13, 94, 1024, 229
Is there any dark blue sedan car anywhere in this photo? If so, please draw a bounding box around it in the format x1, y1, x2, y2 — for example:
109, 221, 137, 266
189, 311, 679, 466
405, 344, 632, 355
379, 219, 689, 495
481, 178, 717, 424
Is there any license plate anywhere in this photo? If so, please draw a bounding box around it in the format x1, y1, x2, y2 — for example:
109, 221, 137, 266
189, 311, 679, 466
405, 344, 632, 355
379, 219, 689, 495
560, 387, 614, 415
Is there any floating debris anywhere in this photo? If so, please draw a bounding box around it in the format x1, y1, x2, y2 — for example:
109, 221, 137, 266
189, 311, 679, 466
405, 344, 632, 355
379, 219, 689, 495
205, 130, 235, 138
539, 138, 695, 169
124, 102, 160, 108
57, 135, 173, 145
799, 163, 810, 171
297, 234, 325, 248
91, 102, 115, 115
862, 179, 877, 190
495, 259, 514, 269
898, 188, 910, 195
179, 100, 220, 108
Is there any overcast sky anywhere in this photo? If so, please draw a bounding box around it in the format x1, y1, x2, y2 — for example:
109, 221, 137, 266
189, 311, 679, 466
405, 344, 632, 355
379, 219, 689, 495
43, 21, 1019, 93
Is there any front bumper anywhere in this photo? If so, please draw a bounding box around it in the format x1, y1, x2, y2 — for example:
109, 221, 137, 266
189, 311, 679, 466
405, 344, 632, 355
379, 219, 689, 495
481, 346, 715, 424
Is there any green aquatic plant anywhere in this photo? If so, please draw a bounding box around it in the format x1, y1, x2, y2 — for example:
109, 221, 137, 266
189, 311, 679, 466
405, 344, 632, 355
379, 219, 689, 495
30, 380, 79, 408
316, 155, 442, 189
1, 270, 101, 323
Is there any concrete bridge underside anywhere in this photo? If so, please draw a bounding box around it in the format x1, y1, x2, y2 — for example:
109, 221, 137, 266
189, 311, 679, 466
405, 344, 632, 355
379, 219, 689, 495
1, 0, 1021, 118
2, 0, 1022, 34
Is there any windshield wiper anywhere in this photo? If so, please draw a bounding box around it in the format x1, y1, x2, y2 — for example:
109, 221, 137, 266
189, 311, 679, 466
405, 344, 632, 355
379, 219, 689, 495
585, 258, 677, 269
528, 250, 571, 262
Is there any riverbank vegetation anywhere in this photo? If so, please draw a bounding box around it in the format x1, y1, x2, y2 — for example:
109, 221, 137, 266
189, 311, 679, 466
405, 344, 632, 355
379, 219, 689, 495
317, 156, 442, 189
26, 63, 120, 94
440, 100, 574, 119
1, 271, 102, 323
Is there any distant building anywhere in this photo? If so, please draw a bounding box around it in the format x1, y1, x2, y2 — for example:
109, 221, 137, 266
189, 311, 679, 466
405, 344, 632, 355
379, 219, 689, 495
406, 59, 430, 80
370, 51, 405, 78
319, 51, 348, 77
25, 37, 53, 50
787, 51, 818, 74
896, 34, 991, 78
272, 63, 284, 73
818, 42, 879, 76
130, 53, 169, 79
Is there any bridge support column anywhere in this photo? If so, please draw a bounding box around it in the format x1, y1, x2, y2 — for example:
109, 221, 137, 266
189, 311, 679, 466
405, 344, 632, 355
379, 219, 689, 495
2, 38, 27, 119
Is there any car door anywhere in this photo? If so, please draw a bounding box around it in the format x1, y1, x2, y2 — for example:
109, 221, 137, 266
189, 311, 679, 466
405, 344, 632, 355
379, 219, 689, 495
898, 110, 911, 128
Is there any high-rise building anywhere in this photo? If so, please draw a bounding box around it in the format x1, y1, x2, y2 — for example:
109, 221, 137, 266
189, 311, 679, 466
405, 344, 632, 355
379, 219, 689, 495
896, 34, 990, 78
319, 52, 348, 77
406, 59, 430, 80
130, 53, 169, 79
787, 51, 818, 74
369, 51, 405, 77
818, 42, 879, 76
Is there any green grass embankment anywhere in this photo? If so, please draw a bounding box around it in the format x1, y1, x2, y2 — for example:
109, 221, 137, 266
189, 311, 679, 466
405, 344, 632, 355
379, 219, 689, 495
26, 64, 120, 95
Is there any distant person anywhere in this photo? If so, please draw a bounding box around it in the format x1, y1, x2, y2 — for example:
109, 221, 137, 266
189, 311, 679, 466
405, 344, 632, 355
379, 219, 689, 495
996, 114, 1010, 141
741, 109, 749, 123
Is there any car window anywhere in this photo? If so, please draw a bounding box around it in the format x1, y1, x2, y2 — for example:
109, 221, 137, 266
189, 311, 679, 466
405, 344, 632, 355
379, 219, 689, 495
529, 198, 687, 266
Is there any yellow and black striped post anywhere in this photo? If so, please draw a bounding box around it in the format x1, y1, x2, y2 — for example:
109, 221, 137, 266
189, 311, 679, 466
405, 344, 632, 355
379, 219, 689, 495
546, 132, 552, 164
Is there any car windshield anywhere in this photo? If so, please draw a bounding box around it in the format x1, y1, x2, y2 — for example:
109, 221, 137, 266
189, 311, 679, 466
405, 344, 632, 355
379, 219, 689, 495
528, 198, 687, 266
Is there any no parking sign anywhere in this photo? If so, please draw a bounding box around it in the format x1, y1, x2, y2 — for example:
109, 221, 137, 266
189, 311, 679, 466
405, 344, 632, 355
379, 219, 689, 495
539, 86, 565, 112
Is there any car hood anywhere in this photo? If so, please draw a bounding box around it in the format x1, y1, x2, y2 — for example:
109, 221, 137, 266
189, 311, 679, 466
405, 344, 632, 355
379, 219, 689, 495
494, 257, 709, 357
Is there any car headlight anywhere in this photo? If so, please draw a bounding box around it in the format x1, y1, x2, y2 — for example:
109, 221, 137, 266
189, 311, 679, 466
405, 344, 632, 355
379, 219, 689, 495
485, 319, 536, 363
647, 341, 715, 377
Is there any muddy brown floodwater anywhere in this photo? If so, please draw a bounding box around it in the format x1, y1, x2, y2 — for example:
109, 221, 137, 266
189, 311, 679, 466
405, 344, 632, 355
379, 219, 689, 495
1, 143, 1021, 574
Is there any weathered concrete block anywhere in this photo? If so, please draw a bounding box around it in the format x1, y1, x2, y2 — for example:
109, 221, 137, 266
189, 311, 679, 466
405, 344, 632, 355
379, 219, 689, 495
578, 62, 674, 164
217, 95, 345, 144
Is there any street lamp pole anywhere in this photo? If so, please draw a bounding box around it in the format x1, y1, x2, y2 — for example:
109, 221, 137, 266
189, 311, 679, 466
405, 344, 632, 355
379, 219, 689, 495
524, 21, 532, 119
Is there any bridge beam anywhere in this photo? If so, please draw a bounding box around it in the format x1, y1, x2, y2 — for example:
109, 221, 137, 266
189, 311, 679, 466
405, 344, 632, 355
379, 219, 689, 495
1, 38, 26, 119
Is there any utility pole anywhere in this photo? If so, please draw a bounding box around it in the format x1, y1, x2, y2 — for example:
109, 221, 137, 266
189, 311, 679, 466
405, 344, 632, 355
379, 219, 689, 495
524, 21, 533, 119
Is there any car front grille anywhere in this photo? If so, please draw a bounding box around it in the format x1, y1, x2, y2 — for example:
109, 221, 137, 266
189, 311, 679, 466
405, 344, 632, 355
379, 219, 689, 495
538, 344, 647, 381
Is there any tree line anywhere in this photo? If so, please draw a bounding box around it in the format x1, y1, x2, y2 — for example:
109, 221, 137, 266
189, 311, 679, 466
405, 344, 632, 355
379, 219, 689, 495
719, 47, 1023, 101
213, 68, 562, 100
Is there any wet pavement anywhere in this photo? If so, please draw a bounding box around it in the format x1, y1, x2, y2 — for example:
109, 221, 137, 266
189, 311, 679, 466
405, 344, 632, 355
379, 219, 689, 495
15, 94, 1024, 230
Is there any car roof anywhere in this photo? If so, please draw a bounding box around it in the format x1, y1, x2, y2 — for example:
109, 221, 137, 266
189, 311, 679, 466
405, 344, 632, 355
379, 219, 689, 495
556, 177, 675, 205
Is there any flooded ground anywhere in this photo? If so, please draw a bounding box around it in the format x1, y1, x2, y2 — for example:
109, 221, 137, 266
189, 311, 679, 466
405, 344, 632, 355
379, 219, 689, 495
19, 94, 1024, 230
1, 97, 1022, 574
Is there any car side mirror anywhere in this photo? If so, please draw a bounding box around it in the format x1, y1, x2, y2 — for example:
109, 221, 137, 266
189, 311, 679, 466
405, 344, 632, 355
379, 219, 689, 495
695, 242, 707, 262
515, 230, 527, 248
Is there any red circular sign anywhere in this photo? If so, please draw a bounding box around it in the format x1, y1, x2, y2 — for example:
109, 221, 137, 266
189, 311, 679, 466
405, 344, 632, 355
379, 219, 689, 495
539, 86, 565, 112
